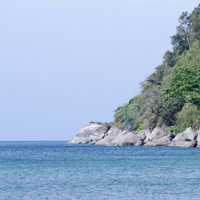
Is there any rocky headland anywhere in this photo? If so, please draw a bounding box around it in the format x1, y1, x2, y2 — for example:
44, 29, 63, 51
67, 122, 200, 148
68, 6, 200, 147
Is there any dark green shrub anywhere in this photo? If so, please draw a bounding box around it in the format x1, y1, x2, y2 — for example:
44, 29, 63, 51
173, 103, 200, 134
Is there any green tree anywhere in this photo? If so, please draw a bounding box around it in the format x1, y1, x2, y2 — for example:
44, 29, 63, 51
177, 12, 191, 49
190, 4, 200, 40
165, 65, 200, 107
171, 12, 191, 56
163, 50, 174, 67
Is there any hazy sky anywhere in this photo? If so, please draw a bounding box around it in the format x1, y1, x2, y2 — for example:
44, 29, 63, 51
0, 0, 200, 141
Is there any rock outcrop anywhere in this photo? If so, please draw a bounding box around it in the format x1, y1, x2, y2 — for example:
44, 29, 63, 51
111, 132, 142, 146
67, 123, 200, 148
95, 127, 122, 146
169, 127, 198, 148
67, 122, 109, 144
196, 130, 200, 148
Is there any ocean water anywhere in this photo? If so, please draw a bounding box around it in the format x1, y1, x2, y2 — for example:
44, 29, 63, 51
0, 142, 200, 200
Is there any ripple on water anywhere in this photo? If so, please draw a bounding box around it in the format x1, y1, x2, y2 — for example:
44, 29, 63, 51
0, 142, 200, 200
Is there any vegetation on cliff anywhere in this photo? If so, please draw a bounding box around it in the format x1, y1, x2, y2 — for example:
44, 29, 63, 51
112, 4, 200, 134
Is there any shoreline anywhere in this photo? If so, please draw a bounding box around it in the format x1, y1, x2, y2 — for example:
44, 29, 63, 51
67, 122, 200, 148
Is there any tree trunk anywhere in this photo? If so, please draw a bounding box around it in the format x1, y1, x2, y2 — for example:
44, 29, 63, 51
185, 31, 191, 49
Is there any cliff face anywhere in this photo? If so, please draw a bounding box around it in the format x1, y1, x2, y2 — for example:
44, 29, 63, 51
67, 122, 200, 148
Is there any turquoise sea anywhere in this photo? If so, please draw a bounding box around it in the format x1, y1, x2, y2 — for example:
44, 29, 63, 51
1, 142, 200, 200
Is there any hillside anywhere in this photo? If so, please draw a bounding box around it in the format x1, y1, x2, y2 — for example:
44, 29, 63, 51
103, 4, 200, 134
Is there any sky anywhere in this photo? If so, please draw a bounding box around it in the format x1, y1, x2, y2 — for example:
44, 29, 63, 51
0, 0, 200, 141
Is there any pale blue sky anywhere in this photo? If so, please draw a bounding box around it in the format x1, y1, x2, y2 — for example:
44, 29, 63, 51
0, 0, 199, 141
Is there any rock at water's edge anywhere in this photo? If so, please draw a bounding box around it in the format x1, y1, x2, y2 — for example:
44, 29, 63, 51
111, 132, 142, 146
67, 122, 109, 144
67, 123, 199, 148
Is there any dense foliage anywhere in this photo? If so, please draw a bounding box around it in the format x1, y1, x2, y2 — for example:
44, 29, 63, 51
112, 4, 200, 134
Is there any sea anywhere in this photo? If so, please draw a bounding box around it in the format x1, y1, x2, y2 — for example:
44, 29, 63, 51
0, 141, 200, 200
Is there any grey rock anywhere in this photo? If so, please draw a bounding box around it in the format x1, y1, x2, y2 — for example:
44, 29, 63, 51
196, 130, 200, 148
95, 137, 114, 146
143, 142, 158, 146
135, 141, 143, 146
154, 136, 172, 146
96, 127, 123, 146
184, 127, 197, 140
67, 137, 90, 144
143, 127, 166, 143
68, 123, 199, 148
173, 127, 197, 142
153, 131, 175, 146
151, 127, 166, 140
105, 126, 119, 135
137, 129, 150, 141
196, 130, 200, 135
168, 132, 175, 140
143, 131, 152, 143
123, 124, 134, 132
67, 123, 109, 144
111, 132, 142, 146
107, 127, 123, 136
169, 140, 197, 148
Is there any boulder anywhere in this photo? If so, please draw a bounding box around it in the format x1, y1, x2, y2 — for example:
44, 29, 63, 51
151, 127, 166, 140
196, 130, 200, 148
154, 136, 172, 146
105, 126, 119, 135
68, 123, 199, 148
137, 129, 150, 141
153, 132, 175, 146
123, 124, 134, 132
143, 142, 158, 146
184, 127, 198, 140
67, 122, 109, 144
172, 127, 197, 142
169, 141, 197, 148
96, 127, 123, 146
111, 132, 142, 146
143, 127, 167, 143
96, 125, 137, 146
68, 137, 90, 144
168, 132, 175, 140
95, 137, 114, 146
143, 131, 152, 143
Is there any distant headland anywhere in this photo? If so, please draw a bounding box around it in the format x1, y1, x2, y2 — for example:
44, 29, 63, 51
68, 4, 200, 148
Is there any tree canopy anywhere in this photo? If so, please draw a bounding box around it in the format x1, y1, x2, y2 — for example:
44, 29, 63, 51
112, 4, 200, 134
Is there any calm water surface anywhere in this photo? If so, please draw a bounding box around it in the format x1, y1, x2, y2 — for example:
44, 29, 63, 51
0, 141, 200, 200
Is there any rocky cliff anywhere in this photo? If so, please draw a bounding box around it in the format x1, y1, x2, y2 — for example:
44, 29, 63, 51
67, 122, 200, 148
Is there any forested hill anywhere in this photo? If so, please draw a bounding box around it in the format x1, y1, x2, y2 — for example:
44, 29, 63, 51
100, 4, 200, 134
